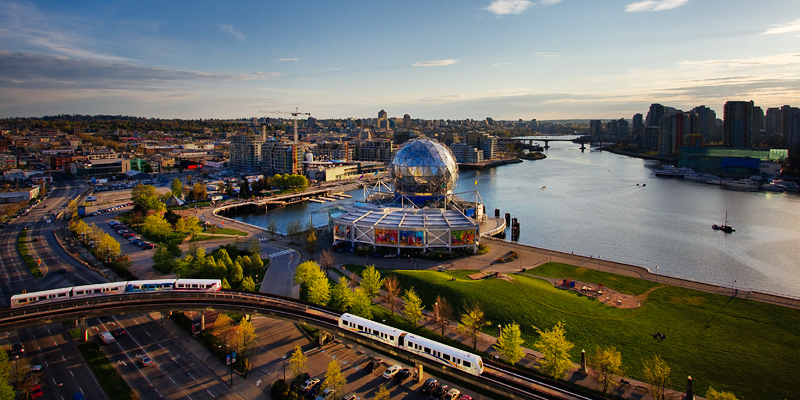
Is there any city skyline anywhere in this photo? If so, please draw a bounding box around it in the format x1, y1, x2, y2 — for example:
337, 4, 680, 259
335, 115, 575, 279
1, 0, 799, 120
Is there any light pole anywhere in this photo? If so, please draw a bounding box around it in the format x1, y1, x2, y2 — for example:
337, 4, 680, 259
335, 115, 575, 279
732, 279, 738, 296
497, 324, 502, 338
282, 355, 286, 381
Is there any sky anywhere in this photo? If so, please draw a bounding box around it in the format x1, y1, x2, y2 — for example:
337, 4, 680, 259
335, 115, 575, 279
1, 0, 800, 121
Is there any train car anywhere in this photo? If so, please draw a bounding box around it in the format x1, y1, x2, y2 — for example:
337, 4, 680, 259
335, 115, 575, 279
124, 279, 177, 293
174, 279, 222, 291
71, 282, 127, 299
401, 333, 484, 376
339, 313, 403, 347
10, 287, 72, 308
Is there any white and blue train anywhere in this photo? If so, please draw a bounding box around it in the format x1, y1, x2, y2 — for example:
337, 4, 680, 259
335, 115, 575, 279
10, 279, 222, 308
338, 313, 484, 376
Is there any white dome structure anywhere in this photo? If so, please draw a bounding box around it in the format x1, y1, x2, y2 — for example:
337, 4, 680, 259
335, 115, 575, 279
390, 138, 458, 201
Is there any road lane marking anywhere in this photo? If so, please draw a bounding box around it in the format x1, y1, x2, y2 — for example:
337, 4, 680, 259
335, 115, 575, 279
169, 377, 175, 384
188, 373, 195, 380
70, 370, 74, 377
206, 390, 215, 398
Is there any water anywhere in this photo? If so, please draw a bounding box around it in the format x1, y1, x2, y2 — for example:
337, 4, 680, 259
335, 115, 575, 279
233, 140, 800, 298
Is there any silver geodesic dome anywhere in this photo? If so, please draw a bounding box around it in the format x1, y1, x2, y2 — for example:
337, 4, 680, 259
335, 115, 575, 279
390, 138, 458, 198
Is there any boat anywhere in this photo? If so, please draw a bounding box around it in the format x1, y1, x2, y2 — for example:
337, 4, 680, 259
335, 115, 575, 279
715, 212, 735, 233
685, 172, 719, 182
721, 179, 760, 191
760, 181, 787, 192
655, 166, 693, 177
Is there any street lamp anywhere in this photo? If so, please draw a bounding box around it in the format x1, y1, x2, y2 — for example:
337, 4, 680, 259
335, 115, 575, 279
732, 279, 738, 296
282, 355, 287, 381
498, 324, 502, 338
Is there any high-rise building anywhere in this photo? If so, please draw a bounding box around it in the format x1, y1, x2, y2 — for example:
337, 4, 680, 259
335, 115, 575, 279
403, 114, 411, 129
354, 139, 394, 163
646, 104, 666, 128
449, 143, 483, 163
229, 133, 262, 173
786, 108, 800, 147
690, 106, 717, 143
723, 101, 755, 148
632, 113, 644, 142
589, 120, 603, 139
766, 108, 782, 135
378, 109, 387, 119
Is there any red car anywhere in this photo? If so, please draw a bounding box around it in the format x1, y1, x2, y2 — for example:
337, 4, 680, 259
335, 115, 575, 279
31, 384, 43, 399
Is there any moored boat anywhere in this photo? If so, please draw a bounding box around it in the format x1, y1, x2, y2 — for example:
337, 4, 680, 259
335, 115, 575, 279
721, 179, 759, 191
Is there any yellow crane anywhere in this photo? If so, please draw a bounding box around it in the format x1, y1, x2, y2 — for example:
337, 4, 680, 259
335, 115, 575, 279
258, 107, 311, 143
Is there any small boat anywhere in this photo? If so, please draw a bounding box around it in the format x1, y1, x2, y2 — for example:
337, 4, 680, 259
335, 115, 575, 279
716, 212, 735, 233
721, 179, 759, 191
712, 224, 721, 230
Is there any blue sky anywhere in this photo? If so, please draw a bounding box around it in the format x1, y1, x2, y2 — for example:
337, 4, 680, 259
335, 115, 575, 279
1, 0, 799, 121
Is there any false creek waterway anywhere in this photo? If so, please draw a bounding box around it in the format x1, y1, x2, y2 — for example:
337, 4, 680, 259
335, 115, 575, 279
231, 140, 800, 298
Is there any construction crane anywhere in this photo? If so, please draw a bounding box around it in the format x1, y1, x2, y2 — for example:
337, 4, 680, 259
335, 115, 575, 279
258, 107, 311, 143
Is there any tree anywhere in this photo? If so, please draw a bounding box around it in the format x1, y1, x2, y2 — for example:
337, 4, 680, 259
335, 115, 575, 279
374, 384, 391, 400
286, 219, 302, 243
175, 216, 203, 239
706, 387, 740, 400
213, 313, 234, 346
241, 276, 256, 291
131, 184, 165, 213
323, 360, 347, 396
266, 220, 278, 239
533, 321, 574, 378
382, 275, 402, 315
228, 261, 244, 285
142, 214, 173, 241
247, 237, 260, 255
0, 349, 14, 400
402, 287, 425, 328
589, 346, 623, 395
171, 178, 183, 198
497, 321, 525, 364
359, 264, 383, 303
288, 345, 307, 378
458, 303, 490, 351
234, 319, 258, 362
642, 355, 671, 400
305, 230, 318, 258
330, 276, 353, 311
191, 182, 207, 201
432, 295, 454, 339
306, 267, 331, 306
319, 249, 335, 273
350, 287, 373, 319
294, 260, 319, 285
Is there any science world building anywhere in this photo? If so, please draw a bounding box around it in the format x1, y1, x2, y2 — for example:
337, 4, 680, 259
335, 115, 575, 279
331, 138, 501, 253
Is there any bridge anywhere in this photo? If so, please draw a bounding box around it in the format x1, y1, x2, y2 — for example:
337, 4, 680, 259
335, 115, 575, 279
501, 136, 590, 150
214, 188, 337, 215
0, 291, 600, 400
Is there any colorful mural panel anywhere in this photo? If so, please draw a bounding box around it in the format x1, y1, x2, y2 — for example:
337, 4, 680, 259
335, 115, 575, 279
451, 229, 475, 246
399, 231, 424, 246
375, 228, 398, 245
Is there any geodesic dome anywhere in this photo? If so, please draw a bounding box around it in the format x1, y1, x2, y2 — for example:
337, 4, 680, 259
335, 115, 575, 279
390, 138, 458, 199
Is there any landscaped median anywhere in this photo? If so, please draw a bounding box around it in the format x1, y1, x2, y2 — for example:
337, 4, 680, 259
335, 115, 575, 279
77, 342, 135, 399
342, 262, 798, 400
17, 228, 43, 278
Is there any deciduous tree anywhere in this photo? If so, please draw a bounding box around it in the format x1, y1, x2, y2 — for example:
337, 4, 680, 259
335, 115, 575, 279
234, 319, 258, 361
374, 384, 390, 400
706, 387, 739, 400
533, 321, 574, 378
241, 276, 256, 292
382, 275, 402, 315
350, 287, 373, 319
497, 321, 526, 364
359, 264, 383, 303
305, 267, 330, 306
330, 276, 353, 311
288, 345, 307, 378
402, 287, 424, 328
0, 347, 14, 400
323, 360, 347, 396
432, 294, 454, 339
213, 313, 234, 346
642, 355, 671, 400
305, 230, 317, 259
170, 178, 183, 198
267, 220, 278, 240
458, 303, 490, 351
589, 346, 623, 395
142, 214, 172, 241
319, 249, 335, 273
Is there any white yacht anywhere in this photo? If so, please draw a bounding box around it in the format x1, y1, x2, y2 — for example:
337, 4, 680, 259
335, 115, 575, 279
721, 179, 760, 191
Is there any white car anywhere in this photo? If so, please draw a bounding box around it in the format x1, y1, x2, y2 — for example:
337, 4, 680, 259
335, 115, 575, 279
382, 364, 402, 379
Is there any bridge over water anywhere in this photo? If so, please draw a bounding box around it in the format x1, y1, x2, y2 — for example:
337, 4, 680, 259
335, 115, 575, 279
501, 136, 590, 150
0, 291, 599, 400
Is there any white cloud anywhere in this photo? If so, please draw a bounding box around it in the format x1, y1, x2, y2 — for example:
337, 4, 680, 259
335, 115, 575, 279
220, 24, 244, 41
680, 53, 800, 67
412, 59, 459, 67
539, 0, 563, 5
278, 58, 299, 62
493, 62, 512, 66
625, 0, 690, 12
486, 0, 532, 15
762, 18, 800, 35
533, 52, 559, 57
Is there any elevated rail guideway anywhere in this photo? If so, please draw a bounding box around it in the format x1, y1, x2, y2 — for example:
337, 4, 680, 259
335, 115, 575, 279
502, 136, 589, 150
0, 290, 601, 400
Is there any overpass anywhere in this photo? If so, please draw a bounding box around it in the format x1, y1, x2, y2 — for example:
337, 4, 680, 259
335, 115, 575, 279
214, 188, 336, 215
501, 136, 590, 150
0, 291, 600, 400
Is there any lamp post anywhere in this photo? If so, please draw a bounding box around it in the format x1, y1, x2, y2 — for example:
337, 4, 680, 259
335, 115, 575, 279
732, 279, 738, 296
282, 355, 286, 381
498, 324, 502, 338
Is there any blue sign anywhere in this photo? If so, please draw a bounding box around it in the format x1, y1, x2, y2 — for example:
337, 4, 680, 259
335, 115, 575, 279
78, 206, 86, 217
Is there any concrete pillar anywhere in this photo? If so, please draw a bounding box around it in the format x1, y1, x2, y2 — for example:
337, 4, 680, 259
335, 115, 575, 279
684, 376, 694, 400
417, 363, 424, 382
580, 349, 587, 375
200, 313, 205, 331
318, 331, 327, 346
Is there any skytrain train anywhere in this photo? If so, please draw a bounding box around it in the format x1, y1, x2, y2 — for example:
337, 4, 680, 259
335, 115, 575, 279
338, 313, 484, 376
10, 279, 222, 308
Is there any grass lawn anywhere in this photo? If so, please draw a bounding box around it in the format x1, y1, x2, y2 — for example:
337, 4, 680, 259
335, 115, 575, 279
17, 229, 43, 278
77, 342, 133, 399
213, 228, 248, 236
345, 263, 799, 400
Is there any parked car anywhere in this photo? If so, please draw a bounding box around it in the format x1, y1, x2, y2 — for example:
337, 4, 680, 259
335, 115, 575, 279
341, 394, 359, 400
99, 332, 115, 344
315, 388, 334, 400
300, 378, 320, 392
458, 395, 473, 400
429, 383, 449, 400
364, 358, 383, 373
421, 378, 438, 393
393, 368, 411, 383
31, 384, 43, 399
444, 389, 461, 400
112, 328, 126, 337
382, 364, 402, 379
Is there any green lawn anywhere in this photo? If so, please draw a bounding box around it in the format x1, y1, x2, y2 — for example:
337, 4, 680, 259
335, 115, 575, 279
345, 263, 799, 400
77, 342, 133, 399
17, 229, 43, 278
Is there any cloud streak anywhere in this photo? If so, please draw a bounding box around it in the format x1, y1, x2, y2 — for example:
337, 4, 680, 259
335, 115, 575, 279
680, 53, 800, 67
762, 18, 800, 35
220, 24, 244, 41
412, 59, 459, 67
278, 58, 299, 62
0, 51, 280, 89
625, 0, 689, 12
485, 0, 562, 15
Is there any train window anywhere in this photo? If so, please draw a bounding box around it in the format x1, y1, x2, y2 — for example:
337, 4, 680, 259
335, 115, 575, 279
424, 347, 431, 354
443, 354, 450, 361
463, 361, 471, 368
58, 293, 66, 297
389, 336, 394, 341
